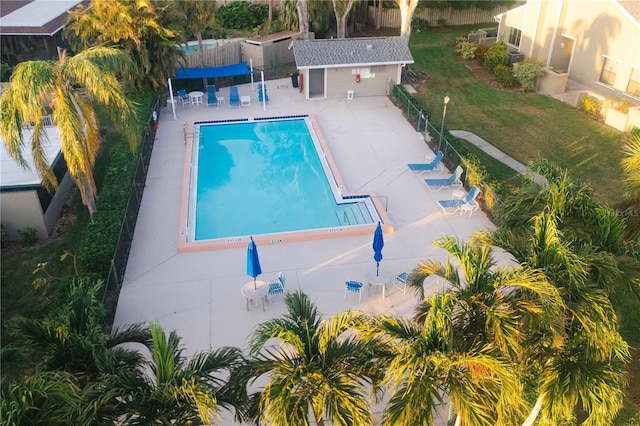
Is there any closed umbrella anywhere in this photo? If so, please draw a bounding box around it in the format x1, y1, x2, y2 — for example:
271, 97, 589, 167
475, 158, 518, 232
247, 236, 262, 289
372, 222, 384, 276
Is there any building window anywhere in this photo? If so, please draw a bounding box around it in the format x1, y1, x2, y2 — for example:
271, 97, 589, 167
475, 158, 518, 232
508, 27, 522, 46
627, 67, 640, 97
599, 57, 618, 86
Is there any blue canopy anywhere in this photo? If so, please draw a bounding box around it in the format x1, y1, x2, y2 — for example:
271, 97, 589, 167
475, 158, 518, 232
173, 62, 253, 80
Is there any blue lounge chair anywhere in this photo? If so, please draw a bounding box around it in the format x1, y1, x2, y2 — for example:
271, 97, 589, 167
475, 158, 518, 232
344, 280, 363, 302
408, 151, 444, 174
206, 85, 219, 106
258, 84, 270, 104
438, 186, 481, 215
424, 166, 463, 190
177, 89, 190, 106
229, 86, 240, 108
393, 272, 409, 294
267, 272, 286, 304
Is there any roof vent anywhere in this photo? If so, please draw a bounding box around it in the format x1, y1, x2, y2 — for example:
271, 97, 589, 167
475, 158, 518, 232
366, 44, 373, 50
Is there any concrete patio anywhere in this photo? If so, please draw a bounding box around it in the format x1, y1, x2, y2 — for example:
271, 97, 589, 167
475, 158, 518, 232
113, 77, 500, 424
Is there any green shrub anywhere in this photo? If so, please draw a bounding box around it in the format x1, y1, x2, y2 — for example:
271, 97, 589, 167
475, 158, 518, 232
513, 60, 543, 92
484, 42, 509, 74
615, 99, 632, 114
216, 1, 268, 30
78, 93, 154, 276
17, 227, 37, 247
455, 36, 467, 50
494, 64, 516, 87
412, 17, 430, 33
460, 42, 478, 60
437, 18, 448, 27
630, 126, 640, 139
581, 96, 601, 118
476, 44, 489, 61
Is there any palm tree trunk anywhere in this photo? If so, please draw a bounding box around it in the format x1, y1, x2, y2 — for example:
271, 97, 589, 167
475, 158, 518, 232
375, 0, 382, 30
522, 392, 546, 426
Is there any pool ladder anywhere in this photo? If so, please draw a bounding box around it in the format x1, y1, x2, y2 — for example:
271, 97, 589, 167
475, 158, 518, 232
337, 200, 374, 226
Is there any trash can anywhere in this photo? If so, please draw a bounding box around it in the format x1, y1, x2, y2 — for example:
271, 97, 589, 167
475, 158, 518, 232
291, 72, 299, 88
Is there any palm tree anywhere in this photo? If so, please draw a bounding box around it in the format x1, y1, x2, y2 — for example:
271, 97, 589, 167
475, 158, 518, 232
408, 236, 564, 359
475, 213, 631, 425
243, 291, 385, 426
7, 278, 151, 384
64, 0, 181, 91
170, 0, 218, 88
297, 0, 310, 39
0, 371, 89, 425
370, 310, 526, 426
0, 46, 139, 217
109, 321, 244, 425
398, 236, 563, 424
619, 133, 640, 240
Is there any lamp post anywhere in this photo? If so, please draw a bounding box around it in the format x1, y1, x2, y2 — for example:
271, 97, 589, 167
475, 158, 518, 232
439, 96, 450, 151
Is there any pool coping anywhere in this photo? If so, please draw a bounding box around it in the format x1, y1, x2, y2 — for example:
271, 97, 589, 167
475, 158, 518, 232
177, 113, 393, 252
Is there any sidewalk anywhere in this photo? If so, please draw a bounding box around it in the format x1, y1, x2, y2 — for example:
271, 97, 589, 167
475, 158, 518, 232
450, 130, 547, 186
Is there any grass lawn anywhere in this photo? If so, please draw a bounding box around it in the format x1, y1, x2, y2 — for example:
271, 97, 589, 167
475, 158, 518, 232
409, 25, 627, 206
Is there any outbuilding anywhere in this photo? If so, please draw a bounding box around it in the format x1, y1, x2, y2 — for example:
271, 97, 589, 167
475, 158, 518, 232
292, 37, 414, 100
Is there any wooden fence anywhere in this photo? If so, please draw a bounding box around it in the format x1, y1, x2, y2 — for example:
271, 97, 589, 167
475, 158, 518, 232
182, 39, 244, 68
367, 5, 511, 28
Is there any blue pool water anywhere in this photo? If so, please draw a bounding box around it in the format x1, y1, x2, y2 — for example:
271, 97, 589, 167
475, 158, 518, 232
192, 117, 374, 241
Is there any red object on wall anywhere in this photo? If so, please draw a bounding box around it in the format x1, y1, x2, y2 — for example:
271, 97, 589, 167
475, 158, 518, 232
356, 74, 361, 83
299, 73, 304, 93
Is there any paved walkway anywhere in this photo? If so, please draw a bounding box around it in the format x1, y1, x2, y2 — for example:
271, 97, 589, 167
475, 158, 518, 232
450, 130, 547, 186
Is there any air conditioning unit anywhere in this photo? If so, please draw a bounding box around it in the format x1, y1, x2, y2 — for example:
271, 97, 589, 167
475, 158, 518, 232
508, 52, 525, 67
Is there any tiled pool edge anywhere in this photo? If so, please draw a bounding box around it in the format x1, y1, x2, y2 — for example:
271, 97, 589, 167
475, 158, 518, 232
177, 113, 393, 252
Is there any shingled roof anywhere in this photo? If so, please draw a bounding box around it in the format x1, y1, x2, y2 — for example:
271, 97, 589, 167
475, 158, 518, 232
0, 0, 84, 36
292, 37, 414, 69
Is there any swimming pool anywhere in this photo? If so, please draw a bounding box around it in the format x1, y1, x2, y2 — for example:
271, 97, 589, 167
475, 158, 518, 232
183, 116, 383, 248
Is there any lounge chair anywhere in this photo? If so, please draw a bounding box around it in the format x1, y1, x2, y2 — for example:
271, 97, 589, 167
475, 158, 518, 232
393, 272, 409, 294
438, 186, 481, 216
424, 166, 463, 190
267, 272, 286, 304
258, 84, 270, 104
177, 89, 190, 106
408, 151, 444, 174
344, 280, 363, 302
438, 186, 480, 216
229, 86, 240, 108
206, 85, 219, 106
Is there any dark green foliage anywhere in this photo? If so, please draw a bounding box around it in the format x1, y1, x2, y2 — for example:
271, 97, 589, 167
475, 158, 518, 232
0, 63, 14, 81
484, 42, 509, 74
493, 64, 516, 87
1, 224, 7, 248
17, 227, 37, 247
629, 126, 640, 139
216, 1, 268, 30
412, 17, 430, 32
78, 93, 154, 276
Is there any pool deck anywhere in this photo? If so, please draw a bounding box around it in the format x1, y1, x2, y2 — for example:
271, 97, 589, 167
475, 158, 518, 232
113, 78, 504, 424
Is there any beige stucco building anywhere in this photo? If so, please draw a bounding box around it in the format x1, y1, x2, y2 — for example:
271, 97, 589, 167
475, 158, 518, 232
495, 0, 640, 103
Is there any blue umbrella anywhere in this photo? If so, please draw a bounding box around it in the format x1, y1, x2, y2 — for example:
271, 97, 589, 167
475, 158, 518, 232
247, 236, 262, 289
373, 222, 384, 276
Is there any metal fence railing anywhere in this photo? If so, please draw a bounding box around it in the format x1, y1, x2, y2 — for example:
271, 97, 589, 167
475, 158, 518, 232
390, 83, 479, 189
102, 98, 160, 320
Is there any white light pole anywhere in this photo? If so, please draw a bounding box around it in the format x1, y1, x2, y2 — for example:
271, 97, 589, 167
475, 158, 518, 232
439, 95, 450, 151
